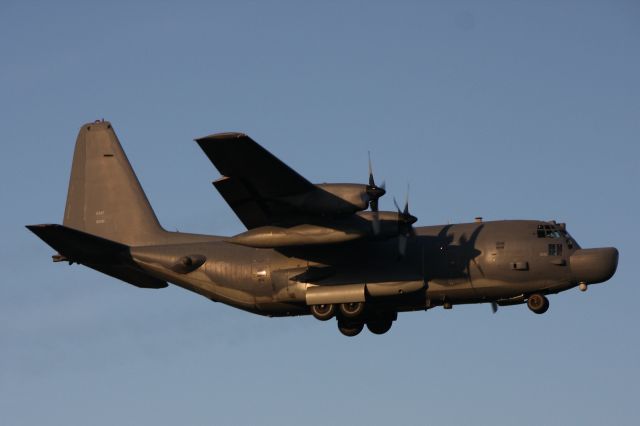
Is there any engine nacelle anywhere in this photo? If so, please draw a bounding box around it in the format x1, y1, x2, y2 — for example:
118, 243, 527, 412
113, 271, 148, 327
227, 210, 408, 248
228, 224, 366, 248
314, 183, 370, 211
279, 183, 375, 215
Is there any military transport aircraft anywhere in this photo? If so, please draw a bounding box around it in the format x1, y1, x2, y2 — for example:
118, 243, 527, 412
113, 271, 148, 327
27, 121, 619, 336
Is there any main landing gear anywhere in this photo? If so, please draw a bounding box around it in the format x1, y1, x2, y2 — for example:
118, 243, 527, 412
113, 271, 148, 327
337, 319, 365, 337
527, 293, 549, 314
366, 316, 393, 335
310, 303, 396, 336
310, 304, 335, 321
339, 302, 366, 318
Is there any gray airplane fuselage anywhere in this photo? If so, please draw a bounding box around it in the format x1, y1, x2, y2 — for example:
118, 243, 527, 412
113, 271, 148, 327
128, 219, 616, 316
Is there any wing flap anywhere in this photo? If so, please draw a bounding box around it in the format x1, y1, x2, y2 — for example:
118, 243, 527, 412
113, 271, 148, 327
213, 176, 270, 229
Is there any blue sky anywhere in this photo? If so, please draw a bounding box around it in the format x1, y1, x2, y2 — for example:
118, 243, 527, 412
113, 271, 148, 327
1, 1, 639, 425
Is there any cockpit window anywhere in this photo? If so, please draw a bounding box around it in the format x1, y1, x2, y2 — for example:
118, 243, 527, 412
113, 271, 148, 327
560, 229, 575, 249
538, 224, 577, 249
537, 225, 562, 238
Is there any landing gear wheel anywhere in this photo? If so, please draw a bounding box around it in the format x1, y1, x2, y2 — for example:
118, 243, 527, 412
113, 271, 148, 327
366, 319, 393, 335
527, 293, 549, 314
310, 304, 335, 321
339, 302, 365, 318
338, 320, 364, 337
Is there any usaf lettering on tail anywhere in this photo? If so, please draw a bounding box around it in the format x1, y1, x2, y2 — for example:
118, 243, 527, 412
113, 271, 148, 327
27, 121, 619, 336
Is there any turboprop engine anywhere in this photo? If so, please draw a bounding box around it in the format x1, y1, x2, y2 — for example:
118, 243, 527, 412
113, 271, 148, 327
282, 154, 386, 216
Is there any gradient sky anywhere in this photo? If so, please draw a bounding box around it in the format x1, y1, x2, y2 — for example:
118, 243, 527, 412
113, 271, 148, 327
2, 1, 639, 425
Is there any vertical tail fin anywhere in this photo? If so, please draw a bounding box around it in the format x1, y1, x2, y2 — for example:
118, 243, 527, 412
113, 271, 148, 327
63, 121, 165, 246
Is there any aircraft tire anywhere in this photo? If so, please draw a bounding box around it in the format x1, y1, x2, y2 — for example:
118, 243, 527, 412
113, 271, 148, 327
366, 319, 393, 335
310, 304, 335, 321
337, 320, 364, 337
339, 302, 365, 318
527, 293, 549, 314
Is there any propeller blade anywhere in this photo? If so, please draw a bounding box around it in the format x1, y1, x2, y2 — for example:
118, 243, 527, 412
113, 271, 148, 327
393, 187, 417, 257
491, 302, 498, 314
403, 184, 410, 216
366, 152, 386, 212
372, 210, 381, 235
393, 197, 401, 213
398, 234, 407, 257
368, 151, 374, 186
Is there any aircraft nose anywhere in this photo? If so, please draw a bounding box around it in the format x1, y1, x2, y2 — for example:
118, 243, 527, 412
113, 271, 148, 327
570, 247, 619, 285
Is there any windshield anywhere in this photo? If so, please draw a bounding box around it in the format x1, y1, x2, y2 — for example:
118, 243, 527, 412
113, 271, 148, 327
537, 223, 579, 249
537, 224, 562, 239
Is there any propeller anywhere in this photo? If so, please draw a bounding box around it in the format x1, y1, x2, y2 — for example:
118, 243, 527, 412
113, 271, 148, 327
367, 152, 386, 210
367, 152, 386, 235
491, 302, 498, 314
393, 186, 417, 256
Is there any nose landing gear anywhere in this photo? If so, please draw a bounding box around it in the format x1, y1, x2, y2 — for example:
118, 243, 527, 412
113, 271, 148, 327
527, 293, 549, 314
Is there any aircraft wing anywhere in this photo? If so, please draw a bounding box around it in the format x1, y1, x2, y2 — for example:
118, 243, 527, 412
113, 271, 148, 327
196, 133, 316, 229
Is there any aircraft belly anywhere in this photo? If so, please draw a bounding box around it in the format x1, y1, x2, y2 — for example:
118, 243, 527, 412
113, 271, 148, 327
134, 258, 258, 311
426, 279, 475, 303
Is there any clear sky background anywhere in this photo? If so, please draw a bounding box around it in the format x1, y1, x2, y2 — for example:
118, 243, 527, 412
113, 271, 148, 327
1, 1, 639, 425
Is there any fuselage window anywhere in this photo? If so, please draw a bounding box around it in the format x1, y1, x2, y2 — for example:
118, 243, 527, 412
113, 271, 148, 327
548, 243, 563, 256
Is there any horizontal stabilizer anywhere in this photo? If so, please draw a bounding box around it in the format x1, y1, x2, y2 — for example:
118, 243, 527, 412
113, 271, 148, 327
27, 224, 128, 263
26, 224, 167, 289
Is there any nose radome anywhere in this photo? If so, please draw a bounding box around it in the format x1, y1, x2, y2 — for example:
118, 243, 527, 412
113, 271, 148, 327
570, 247, 619, 285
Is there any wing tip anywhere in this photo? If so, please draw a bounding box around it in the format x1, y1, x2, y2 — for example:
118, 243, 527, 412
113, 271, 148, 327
195, 132, 248, 143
